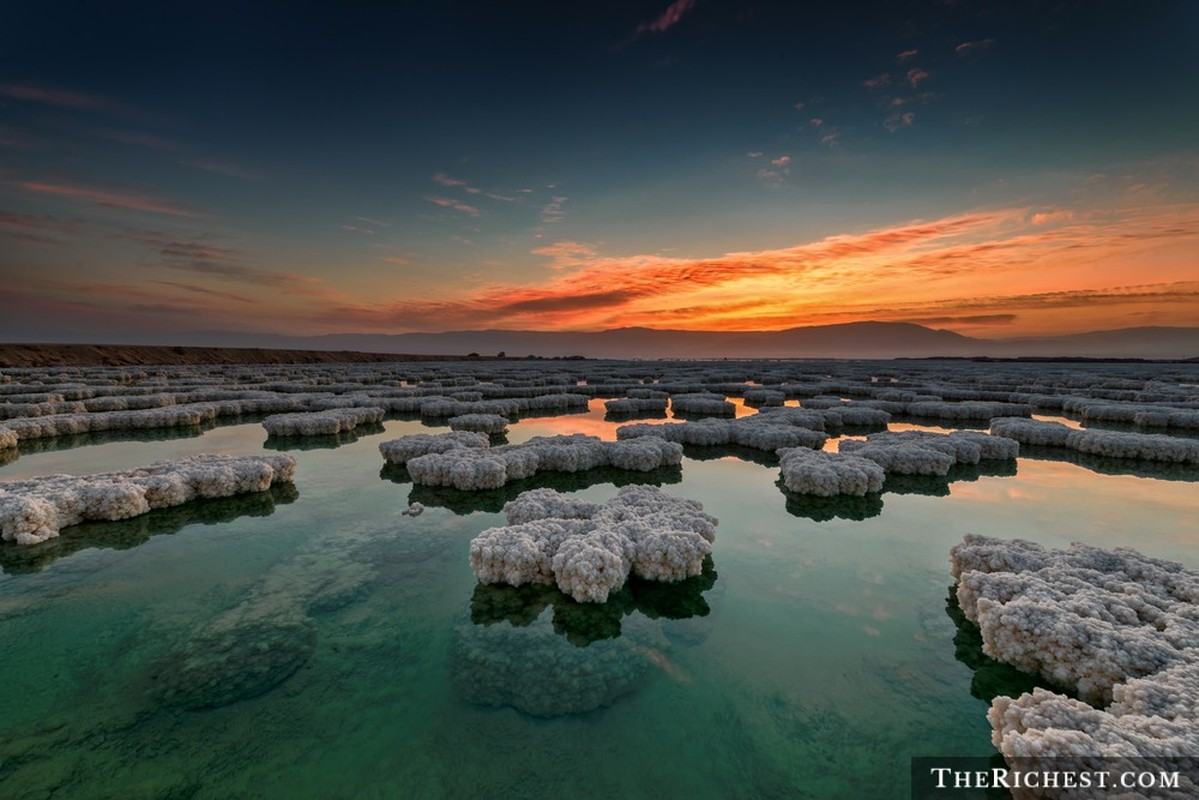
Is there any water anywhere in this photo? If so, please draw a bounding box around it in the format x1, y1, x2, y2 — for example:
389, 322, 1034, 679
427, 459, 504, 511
1, 401, 1196, 798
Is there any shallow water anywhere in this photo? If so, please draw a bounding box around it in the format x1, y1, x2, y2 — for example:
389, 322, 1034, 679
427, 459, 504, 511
1, 400, 1197, 798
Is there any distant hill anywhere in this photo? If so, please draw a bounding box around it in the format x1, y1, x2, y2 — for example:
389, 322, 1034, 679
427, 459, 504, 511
5, 322, 1196, 362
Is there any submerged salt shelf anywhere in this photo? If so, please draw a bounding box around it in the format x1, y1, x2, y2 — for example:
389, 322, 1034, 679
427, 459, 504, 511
1, 357, 1198, 798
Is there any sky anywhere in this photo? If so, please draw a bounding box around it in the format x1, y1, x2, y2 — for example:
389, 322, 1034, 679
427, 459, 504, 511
1, 0, 1197, 344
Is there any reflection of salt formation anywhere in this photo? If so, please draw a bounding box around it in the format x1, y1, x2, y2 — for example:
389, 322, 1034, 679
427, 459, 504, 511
262, 424, 384, 452
990, 417, 1199, 464
0, 454, 297, 545
262, 406, 384, 436
468, 554, 717, 647
950, 534, 1199, 765
839, 430, 1019, 476
775, 483, 885, 522
449, 609, 666, 717
470, 486, 717, 603
0, 484, 298, 575
617, 414, 828, 452
776, 447, 885, 496
447, 413, 509, 434
1015, 445, 1199, 483
389, 433, 682, 491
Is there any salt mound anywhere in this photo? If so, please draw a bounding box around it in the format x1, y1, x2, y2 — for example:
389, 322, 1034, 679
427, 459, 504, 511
469, 485, 717, 603
0, 454, 297, 545
262, 406, 384, 436
990, 418, 1199, 464
840, 430, 1017, 476
950, 534, 1199, 768
447, 413, 509, 434
377, 431, 489, 465
776, 447, 885, 496
397, 433, 683, 491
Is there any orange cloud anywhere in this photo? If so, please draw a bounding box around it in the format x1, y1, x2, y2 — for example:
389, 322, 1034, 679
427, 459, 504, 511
307, 202, 1199, 336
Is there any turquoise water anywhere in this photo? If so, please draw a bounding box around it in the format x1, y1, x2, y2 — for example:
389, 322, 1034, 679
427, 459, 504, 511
1, 401, 1197, 798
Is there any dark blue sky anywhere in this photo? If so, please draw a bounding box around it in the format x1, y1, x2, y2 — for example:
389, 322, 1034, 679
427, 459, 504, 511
2, 0, 1197, 341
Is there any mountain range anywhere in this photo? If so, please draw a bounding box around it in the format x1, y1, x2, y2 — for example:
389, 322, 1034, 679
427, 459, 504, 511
124, 322, 1199, 360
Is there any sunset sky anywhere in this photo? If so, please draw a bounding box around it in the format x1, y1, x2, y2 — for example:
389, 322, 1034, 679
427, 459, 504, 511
1, 0, 1197, 344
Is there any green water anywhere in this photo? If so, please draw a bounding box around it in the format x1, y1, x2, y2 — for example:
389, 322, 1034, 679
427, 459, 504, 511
1, 402, 1196, 798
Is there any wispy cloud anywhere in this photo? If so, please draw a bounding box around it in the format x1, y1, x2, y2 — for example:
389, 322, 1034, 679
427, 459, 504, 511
341, 224, 374, 235
884, 111, 915, 132
955, 39, 995, 56
95, 128, 184, 151
153, 281, 256, 304
20, 181, 198, 218
1030, 210, 1074, 225
634, 0, 697, 36
864, 73, 891, 89
896, 49, 919, 62
906, 68, 930, 87
181, 158, 263, 180
380, 256, 410, 266
0, 82, 117, 111
541, 196, 568, 224
433, 172, 470, 189
426, 196, 480, 215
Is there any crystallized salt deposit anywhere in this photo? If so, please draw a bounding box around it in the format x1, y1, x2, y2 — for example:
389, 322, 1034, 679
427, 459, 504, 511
839, 430, 1018, 476
950, 534, 1199, 768
0, 425, 16, 451
400, 434, 683, 490
604, 397, 669, 415
990, 418, 1199, 463
469, 485, 717, 602
0, 454, 297, 545
262, 406, 384, 436
377, 431, 490, 465
447, 413, 510, 434
776, 447, 885, 496
617, 413, 828, 453
669, 393, 736, 417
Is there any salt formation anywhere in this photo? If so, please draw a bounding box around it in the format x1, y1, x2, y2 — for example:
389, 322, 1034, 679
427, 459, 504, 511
950, 534, 1199, 765
776, 447, 886, 496
990, 418, 1199, 464
261, 406, 384, 436
0, 454, 297, 545
617, 414, 828, 452
377, 431, 489, 465
905, 400, 1032, 420
669, 393, 736, 417
0, 425, 16, 451
447, 413, 509, 434
603, 397, 669, 415
839, 430, 1018, 476
395, 434, 683, 491
469, 485, 717, 603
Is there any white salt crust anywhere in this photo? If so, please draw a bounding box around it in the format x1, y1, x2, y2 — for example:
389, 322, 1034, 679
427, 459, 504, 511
469, 485, 718, 603
0, 454, 297, 545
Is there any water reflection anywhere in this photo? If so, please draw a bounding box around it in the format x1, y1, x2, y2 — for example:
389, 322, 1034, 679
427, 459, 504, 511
380, 463, 684, 514
0, 484, 299, 575
1017, 445, 1199, 482
776, 483, 885, 522
469, 555, 718, 647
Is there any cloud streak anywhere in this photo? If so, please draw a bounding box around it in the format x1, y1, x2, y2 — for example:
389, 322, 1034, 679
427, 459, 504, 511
20, 181, 198, 218
635, 0, 697, 36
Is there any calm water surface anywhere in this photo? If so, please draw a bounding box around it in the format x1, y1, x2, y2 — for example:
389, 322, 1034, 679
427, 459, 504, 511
1, 400, 1196, 798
